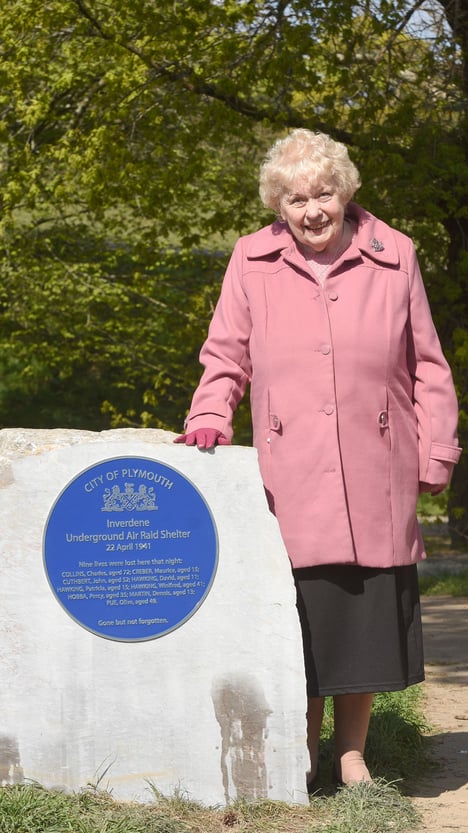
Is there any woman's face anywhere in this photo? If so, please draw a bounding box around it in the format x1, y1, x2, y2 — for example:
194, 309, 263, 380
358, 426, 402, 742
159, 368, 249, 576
280, 177, 347, 253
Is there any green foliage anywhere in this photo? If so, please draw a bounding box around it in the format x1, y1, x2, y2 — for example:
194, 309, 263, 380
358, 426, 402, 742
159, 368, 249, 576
417, 491, 448, 521
0, 0, 467, 525
0, 224, 225, 430
418, 571, 468, 596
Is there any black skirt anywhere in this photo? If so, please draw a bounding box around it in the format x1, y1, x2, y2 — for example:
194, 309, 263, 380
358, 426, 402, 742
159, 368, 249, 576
293, 564, 424, 697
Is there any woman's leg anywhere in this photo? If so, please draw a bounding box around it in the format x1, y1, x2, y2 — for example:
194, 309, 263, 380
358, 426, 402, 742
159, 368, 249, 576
333, 692, 374, 783
306, 696, 325, 779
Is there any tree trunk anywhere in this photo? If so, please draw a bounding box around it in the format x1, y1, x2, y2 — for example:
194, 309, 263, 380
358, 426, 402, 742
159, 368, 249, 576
443, 213, 468, 548
448, 456, 468, 548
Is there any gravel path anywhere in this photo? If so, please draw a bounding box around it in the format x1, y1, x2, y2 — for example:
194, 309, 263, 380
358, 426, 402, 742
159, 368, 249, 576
409, 596, 468, 832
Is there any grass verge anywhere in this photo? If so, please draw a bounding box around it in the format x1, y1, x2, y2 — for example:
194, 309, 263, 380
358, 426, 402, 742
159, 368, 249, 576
0, 781, 421, 833
0, 686, 427, 833
309, 779, 420, 833
419, 571, 468, 596
318, 686, 429, 788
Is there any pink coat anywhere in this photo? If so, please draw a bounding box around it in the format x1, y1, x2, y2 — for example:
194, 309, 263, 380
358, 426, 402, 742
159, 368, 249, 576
185, 204, 462, 568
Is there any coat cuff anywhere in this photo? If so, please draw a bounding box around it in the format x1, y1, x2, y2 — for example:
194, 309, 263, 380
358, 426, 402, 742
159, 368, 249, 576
184, 412, 234, 441
423, 458, 454, 488
430, 442, 462, 464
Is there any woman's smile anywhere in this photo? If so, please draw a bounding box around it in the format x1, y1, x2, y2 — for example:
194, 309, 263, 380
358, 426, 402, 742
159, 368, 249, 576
304, 219, 331, 233
280, 179, 346, 252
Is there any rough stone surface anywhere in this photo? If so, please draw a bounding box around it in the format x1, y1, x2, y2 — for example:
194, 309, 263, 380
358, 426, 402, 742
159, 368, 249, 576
0, 428, 309, 804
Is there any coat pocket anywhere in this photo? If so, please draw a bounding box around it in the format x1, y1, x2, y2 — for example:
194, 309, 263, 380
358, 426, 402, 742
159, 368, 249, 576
269, 413, 282, 433
378, 389, 391, 450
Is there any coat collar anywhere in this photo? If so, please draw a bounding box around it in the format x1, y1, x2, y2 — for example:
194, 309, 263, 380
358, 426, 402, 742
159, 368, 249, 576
245, 203, 400, 268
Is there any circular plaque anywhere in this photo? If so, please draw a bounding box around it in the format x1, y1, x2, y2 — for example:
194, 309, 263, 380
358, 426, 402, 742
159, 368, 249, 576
43, 456, 218, 641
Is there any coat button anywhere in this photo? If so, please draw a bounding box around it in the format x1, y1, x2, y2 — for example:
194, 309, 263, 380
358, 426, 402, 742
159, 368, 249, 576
378, 410, 389, 427
328, 291, 338, 301
320, 344, 331, 355
324, 404, 335, 415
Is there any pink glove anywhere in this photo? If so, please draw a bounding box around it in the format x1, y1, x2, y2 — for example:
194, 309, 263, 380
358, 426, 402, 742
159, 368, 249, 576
419, 482, 447, 496
174, 429, 230, 449
419, 460, 454, 496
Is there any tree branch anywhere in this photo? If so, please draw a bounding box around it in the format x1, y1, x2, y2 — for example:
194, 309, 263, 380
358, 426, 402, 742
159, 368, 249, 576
71, 0, 354, 144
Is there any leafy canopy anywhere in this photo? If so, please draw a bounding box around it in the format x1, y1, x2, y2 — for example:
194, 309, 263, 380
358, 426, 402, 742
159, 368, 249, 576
0, 3, 467, 495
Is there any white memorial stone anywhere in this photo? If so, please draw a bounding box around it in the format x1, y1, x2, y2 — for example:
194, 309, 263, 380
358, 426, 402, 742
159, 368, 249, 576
0, 428, 308, 804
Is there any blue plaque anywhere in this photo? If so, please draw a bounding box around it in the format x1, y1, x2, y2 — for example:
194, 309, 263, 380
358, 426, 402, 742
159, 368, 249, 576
43, 456, 218, 641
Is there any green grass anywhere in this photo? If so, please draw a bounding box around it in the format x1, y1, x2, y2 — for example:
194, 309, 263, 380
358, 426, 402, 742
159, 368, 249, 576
0, 785, 191, 833
418, 492, 468, 596
309, 779, 420, 833
0, 684, 428, 833
0, 782, 421, 833
421, 528, 466, 558
419, 570, 468, 596
417, 491, 448, 523
317, 686, 430, 789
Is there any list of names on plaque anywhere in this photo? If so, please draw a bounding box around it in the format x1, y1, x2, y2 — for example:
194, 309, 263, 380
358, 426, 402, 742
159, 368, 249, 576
43, 457, 218, 641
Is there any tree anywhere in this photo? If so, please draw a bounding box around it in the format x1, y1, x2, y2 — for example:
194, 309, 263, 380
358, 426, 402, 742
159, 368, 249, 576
0, 1, 467, 537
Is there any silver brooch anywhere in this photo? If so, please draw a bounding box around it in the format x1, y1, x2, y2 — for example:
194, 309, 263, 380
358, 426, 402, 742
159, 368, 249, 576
371, 238, 385, 252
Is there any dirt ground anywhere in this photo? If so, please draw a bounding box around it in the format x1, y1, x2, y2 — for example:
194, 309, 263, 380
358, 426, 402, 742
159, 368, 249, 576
408, 596, 468, 832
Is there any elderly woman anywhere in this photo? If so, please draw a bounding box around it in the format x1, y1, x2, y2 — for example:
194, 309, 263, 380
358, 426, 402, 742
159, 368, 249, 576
176, 129, 461, 789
